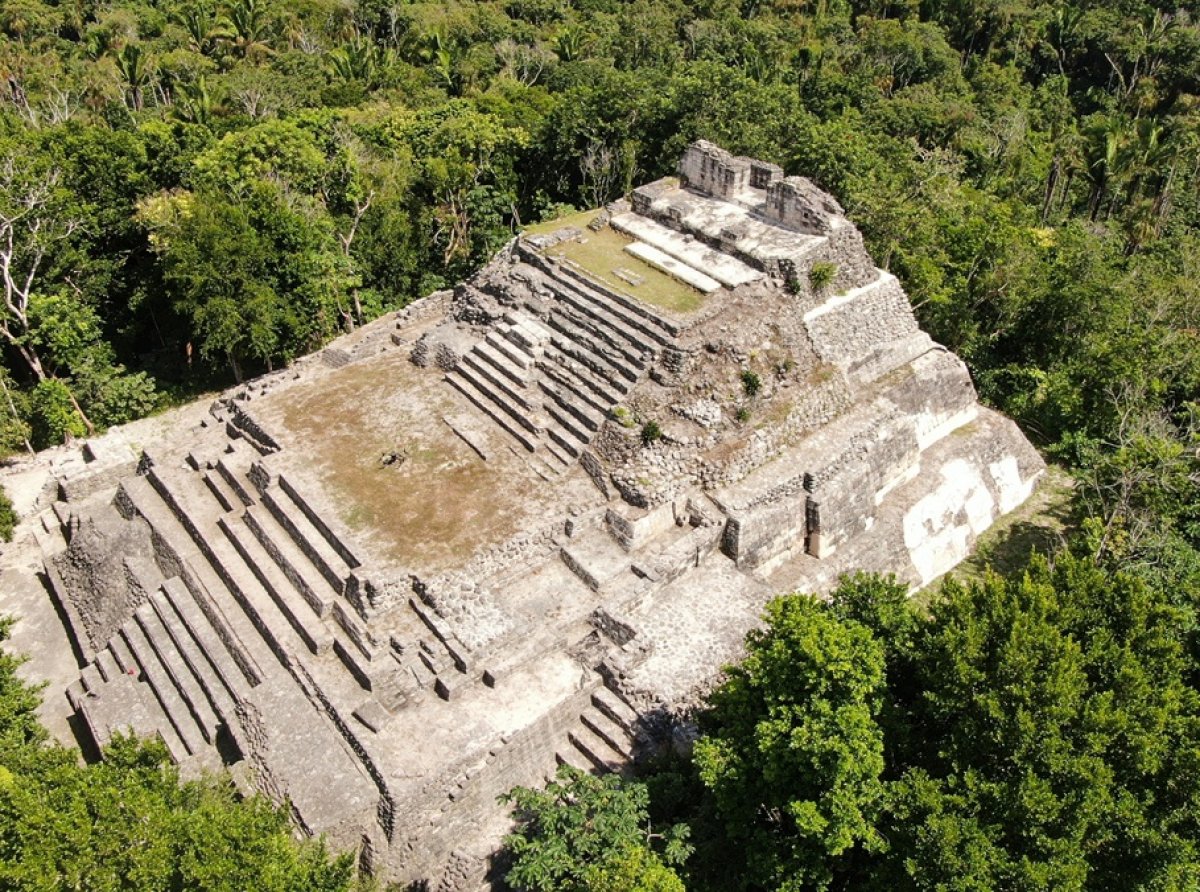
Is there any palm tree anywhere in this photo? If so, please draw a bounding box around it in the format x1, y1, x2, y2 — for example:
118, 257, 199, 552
218, 0, 275, 62
174, 5, 220, 57
174, 76, 215, 127
115, 43, 152, 111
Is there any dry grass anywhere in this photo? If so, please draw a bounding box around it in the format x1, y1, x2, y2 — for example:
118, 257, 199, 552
523, 210, 706, 316
258, 353, 537, 573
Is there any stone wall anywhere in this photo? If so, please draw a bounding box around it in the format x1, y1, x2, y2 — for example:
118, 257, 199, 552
803, 274, 920, 370
763, 176, 843, 234
605, 372, 851, 508
678, 140, 751, 199
51, 502, 160, 651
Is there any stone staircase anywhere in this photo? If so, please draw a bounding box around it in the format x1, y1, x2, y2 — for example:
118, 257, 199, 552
447, 259, 683, 475
445, 314, 550, 457
67, 574, 247, 771
59, 432, 488, 832
552, 686, 641, 776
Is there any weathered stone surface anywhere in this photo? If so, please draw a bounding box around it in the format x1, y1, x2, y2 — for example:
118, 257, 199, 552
0, 141, 1043, 890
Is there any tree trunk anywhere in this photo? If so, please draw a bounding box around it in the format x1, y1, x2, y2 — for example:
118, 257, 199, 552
13, 342, 46, 382
0, 374, 33, 456
63, 382, 95, 437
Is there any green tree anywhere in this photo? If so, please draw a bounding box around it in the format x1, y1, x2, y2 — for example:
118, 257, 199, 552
693, 594, 887, 891
501, 764, 690, 892
149, 181, 350, 380
882, 554, 1200, 890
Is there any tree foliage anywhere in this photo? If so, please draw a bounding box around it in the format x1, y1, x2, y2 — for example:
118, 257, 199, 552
641, 552, 1200, 891
501, 764, 690, 892
694, 594, 887, 891
0, 0, 1193, 464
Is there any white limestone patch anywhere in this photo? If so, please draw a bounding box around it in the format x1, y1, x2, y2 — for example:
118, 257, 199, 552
989, 454, 1037, 514
624, 242, 722, 293
915, 404, 978, 451
611, 212, 763, 288
903, 458, 997, 585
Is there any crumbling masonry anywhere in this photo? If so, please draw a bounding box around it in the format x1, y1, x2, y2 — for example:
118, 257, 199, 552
12, 142, 1042, 889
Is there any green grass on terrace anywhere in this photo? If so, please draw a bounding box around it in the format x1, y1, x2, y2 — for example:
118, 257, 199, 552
522, 209, 706, 316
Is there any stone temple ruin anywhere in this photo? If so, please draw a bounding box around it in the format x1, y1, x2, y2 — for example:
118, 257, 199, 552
11, 141, 1043, 888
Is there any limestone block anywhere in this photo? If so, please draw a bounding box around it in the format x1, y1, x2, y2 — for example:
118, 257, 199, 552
764, 175, 844, 234
678, 139, 751, 199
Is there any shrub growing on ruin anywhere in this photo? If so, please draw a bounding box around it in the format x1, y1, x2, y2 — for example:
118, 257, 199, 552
808, 262, 838, 294
0, 486, 16, 542
641, 420, 662, 445
500, 765, 690, 892
741, 370, 761, 397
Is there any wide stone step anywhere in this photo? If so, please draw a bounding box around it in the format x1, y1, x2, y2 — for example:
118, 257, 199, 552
546, 425, 584, 459
591, 686, 640, 734
544, 400, 594, 449
272, 471, 361, 572
462, 349, 536, 412
541, 361, 620, 416
554, 261, 682, 339
554, 745, 595, 776
71, 660, 162, 754
96, 648, 121, 682
151, 580, 244, 721
580, 708, 635, 760
540, 381, 606, 433
218, 513, 333, 657
546, 299, 648, 371
568, 723, 625, 773
80, 663, 103, 693
202, 470, 241, 513
548, 274, 669, 355
332, 634, 376, 693
485, 330, 536, 370
118, 617, 208, 757
134, 602, 221, 745
473, 339, 528, 389
118, 476, 265, 686
446, 371, 540, 453
546, 316, 640, 387
216, 456, 257, 507
243, 504, 338, 617
258, 484, 353, 596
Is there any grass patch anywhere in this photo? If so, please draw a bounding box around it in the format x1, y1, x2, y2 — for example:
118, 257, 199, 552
261, 353, 535, 572
523, 210, 706, 316
523, 208, 604, 237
